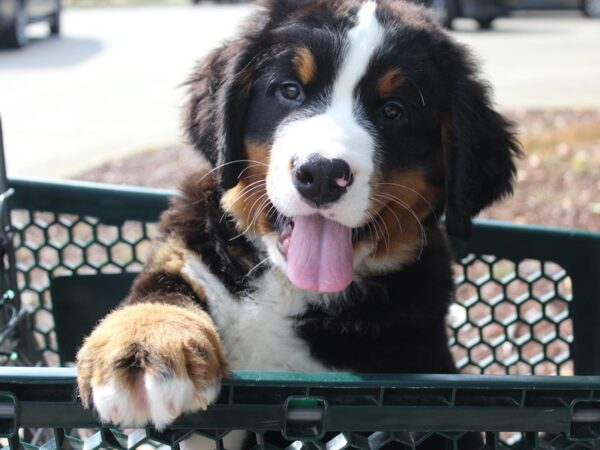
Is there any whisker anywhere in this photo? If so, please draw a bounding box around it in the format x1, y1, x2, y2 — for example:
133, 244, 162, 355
367, 201, 392, 255
265, 203, 277, 221
250, 197, 272, 232
376, 209, 391, 255
228, 180, 266, 206
377, 182, 438, 222
371, 197, 403, 234
367, 209, 389, 255
245, 255, 271, 278
237, 163, 269, 180
274, 209, 285, 231
240, 172, 268, 180
191, 159, 269, 205
371, 197, 405, 256
242, 188, 268, 217
203, 159, 268, 180
376, 192, 427, 260
363, 211, 380, 246
219, 180, 266, 223
249, 192, 270, 221
230, 193, 269, 241
405, 74, 426, 107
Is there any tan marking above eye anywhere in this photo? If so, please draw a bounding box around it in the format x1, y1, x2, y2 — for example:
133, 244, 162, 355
377, 68, 406, 98
292, 47, 317, 85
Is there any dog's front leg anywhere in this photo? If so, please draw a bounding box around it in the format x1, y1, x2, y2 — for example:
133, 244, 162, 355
76, 236, 228, 430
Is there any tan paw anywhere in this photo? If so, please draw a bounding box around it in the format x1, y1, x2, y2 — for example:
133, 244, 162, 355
76, 302, 227, 430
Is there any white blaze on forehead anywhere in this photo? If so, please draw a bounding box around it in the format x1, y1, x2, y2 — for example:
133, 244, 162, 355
265, 0, 386, 230
330, 0, 385, 113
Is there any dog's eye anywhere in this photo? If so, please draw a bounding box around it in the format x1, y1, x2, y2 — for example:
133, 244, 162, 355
278, 82, 304, 102
380, 101, 407, 122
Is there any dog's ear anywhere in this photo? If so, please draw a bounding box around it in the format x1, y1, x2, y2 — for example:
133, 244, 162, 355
183, 38, 260, 190
442, 46, 522, 239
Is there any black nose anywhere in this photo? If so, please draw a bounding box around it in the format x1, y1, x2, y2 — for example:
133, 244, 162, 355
293, 155, 353, 207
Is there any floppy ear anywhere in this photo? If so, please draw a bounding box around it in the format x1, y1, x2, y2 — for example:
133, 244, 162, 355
183, 38, 260, 190
443, 48, 522, 239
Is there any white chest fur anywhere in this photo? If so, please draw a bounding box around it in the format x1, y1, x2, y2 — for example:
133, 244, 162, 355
183, 256, 329, 372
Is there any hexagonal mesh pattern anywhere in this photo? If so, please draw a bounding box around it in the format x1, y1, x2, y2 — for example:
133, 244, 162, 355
2, 428, 597, 450
450, 254, 573, 376
2, 195, 597, 450
8, 209, 574, 373
10, 209, 160, 366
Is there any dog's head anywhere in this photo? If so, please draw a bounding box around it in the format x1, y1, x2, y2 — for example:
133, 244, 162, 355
184, 0, 520, 293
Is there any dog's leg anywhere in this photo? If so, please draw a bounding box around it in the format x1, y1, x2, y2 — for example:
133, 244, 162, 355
76, 237, 228, 430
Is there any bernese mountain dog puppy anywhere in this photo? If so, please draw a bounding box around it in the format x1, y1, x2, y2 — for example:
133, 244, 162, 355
76, 0, 520, 448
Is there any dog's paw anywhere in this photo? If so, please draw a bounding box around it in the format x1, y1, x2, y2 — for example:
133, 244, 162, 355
76, 302, 227, 430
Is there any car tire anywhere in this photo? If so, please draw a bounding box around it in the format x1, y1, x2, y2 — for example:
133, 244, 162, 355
431, 0, 458, 29
582, 0, 600, 17
49, 0, 61, 35
1, 1, 28, 49
477, 18, 494, 29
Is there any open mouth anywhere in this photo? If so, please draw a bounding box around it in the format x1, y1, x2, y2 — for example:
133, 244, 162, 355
277, 219, 294, 257
274, 213, 364, 294
276, 216, 369, 257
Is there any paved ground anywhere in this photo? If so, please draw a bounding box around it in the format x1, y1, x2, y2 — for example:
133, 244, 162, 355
0, 3, 252, 178
0, 4, 599, 178
454, 12, 600, 109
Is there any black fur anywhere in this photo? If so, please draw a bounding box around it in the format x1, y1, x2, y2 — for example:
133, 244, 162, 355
159, 176, 267, 295
184, 35, 268, 189
170, 2, 521, 449
296, 226, 457, 373
126, 271, 204, 306
441, 42, 522, 239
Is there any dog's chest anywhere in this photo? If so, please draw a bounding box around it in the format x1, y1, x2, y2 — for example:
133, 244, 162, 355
184, 257, 328, 372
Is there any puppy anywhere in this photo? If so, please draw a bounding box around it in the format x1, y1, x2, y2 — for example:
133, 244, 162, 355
76, 0, 520, 448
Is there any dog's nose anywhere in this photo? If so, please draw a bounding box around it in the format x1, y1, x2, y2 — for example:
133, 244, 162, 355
293, 155, 353, 207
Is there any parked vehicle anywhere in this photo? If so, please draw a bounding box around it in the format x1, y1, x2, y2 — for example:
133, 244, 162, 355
582, 0, 600, 16
192, 0, 246, 4
425, 0, 517, 29
517, 0, 600, 17
0, 0, 61, 49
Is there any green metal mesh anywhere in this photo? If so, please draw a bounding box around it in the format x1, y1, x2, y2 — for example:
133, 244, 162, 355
451, 255, 573, 376
10, 209, 160, 366
2, 180, 599, 450
9, 209, 574, 374
3, 428, 600, 450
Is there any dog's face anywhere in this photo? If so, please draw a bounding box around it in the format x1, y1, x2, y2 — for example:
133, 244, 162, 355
185, 0, 520, 293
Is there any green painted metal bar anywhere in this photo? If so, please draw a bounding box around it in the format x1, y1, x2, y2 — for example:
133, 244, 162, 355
0, 368, 599, 433
2, 367, 600, 390
8, 177, 174, 225
0, 120, 21, 309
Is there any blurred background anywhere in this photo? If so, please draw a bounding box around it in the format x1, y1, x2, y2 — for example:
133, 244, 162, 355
0, 0, 598, 230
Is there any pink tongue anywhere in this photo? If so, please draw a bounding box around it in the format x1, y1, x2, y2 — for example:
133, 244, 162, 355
286, 215, 353, 293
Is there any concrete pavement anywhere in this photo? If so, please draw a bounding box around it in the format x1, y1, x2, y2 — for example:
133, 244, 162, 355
454, 12, 600, 109
0, 4, 253, 178
0, 5, 599, 178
